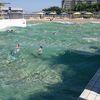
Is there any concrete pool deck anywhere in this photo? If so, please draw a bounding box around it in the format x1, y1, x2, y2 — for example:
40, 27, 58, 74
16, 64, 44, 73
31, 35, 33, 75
78, 68, 100, 100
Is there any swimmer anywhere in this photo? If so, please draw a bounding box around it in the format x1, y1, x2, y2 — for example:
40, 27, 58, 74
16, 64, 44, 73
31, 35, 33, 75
15, 43, 20, 53
7, 43, 20, 63
6, 29, 14, 32
11, 29, 14, 32
37, 46, 43, 55
53, 32, 56, 35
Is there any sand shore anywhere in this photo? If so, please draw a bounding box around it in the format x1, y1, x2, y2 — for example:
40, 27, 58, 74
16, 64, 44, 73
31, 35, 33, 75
26, 17, 100, 24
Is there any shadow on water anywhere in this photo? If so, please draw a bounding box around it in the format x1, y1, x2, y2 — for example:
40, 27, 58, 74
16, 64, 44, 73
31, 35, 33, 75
78, 47, 100, 100
27, 49, 100, 100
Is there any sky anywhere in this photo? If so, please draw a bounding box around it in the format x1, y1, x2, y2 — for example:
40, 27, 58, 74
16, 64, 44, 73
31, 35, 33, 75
2, 0, 62, 13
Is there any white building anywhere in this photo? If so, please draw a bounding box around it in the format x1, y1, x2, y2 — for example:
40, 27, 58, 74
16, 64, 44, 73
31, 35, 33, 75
0, 7, 24, 19
0, 6, 26, 30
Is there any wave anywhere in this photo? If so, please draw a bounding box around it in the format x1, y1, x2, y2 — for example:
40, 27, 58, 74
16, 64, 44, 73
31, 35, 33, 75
54, 21, 74, 25
27, 23, 42, 27
91, 21, 100, 24
82, 37, 98, 42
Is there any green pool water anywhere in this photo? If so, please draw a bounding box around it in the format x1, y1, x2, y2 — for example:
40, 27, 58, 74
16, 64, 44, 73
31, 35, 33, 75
0, 22, 100, 100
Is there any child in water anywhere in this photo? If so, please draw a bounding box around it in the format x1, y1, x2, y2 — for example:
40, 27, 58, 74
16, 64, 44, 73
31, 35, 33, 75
7, 43, 20, 64
10, 43, 20, 56
53, 32, 56, 35
37, 46, 43, 55
15, 43, 20, 53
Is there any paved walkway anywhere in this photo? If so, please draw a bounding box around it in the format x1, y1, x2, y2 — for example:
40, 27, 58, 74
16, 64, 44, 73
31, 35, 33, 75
78, 68, 100, 100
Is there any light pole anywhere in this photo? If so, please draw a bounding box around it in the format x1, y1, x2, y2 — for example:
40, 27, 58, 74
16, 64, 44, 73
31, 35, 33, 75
8, 7, 11, 19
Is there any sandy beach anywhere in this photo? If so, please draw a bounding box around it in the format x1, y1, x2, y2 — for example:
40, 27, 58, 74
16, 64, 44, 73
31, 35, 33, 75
26, 17, 100, 24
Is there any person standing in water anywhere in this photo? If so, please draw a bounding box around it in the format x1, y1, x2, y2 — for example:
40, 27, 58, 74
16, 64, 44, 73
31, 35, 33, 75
10, 43, 20, 56
7, 43, 20, 63
15, 43, 20, 53
37, 46, 43, 56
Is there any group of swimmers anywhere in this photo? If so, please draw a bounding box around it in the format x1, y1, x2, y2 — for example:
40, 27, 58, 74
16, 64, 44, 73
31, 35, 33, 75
6, 29, 15, 33
10, 30, 58, 58
14, 32, 57, 55
14, 43, 43, 56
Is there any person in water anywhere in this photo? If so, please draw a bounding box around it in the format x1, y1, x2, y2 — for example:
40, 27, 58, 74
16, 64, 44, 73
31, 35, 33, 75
15, 43, 20, 53
37, 46, 43, 55
53, 32, 56, 35
7, 29, 14, 32
7, 43, 20, 64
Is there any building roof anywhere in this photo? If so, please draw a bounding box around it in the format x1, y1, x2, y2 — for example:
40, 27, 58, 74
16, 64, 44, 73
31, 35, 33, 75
1, 7, 23, 11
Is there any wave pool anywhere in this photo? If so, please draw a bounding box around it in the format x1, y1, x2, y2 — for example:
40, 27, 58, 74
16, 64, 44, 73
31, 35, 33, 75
0, 22, 100, 100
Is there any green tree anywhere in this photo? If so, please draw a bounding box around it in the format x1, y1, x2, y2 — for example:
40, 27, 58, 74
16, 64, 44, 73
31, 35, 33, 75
0, 3, 4, 7
73, 3, 100, 12
42, 6, 62, 15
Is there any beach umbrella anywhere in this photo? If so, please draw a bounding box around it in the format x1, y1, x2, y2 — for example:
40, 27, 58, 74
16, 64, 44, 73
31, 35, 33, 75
85, 12, 93, 15
36, 12, 45, 15
61, 12, 68, 15
49, 12, 56, 15
73, 12, 81, 15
